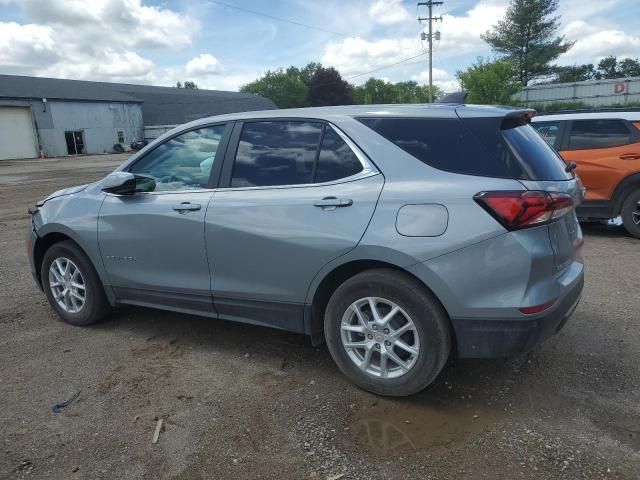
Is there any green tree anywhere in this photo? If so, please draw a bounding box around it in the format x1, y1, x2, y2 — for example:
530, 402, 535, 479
352, 79, 444, 104
482, 0, 573, 85
175, 81, 199, 89
456, 58, 520, 105
307, 66, 353, 106
352, 78, 397, 104
240, 69, 308, 108
594, 56, 640, 79
551, 64, 596, 83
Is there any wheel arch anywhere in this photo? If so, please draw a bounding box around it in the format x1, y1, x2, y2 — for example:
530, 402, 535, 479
612, 172, 640, 216
305, 256, 453, 346
33, 226, 115, 304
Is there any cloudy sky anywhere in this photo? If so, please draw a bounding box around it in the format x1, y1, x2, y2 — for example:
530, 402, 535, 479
1, 0, 639, 92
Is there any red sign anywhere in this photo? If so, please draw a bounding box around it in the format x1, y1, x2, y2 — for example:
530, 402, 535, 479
614, 82, 627, 94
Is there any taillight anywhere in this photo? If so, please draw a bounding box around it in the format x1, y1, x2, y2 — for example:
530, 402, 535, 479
474, 191, 574, 230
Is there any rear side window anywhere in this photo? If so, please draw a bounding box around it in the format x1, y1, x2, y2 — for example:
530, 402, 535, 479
315, 128, 363, 183
231, 121, 323, 187
359, 117, 525, 179
359, 117, 571, 181
532, 121, 560, 146
568, 119, 632, 150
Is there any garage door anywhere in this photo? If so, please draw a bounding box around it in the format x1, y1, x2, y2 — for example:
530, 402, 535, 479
0, 107, 38, 160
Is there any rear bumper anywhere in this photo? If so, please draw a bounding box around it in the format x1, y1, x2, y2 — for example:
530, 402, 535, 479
451, 273, 584, 358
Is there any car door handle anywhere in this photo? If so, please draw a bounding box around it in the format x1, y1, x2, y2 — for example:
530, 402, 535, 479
619, 153, 640, 160
313, 197, 353, 209
173, 202, 201, 212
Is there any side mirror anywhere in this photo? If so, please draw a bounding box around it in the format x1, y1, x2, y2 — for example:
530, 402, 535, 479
101, 172, 155, 195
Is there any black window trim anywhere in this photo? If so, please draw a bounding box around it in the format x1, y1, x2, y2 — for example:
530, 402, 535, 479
122, 121, 234, 194
218, 117, 377, 191
561, 118, 639, 151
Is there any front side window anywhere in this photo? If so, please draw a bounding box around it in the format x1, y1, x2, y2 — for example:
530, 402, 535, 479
568, 119, 632, 150
130, 125, 225, 192
533, 121, 560, 146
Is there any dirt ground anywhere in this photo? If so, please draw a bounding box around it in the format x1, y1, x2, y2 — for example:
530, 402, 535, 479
1, 154, 639, 480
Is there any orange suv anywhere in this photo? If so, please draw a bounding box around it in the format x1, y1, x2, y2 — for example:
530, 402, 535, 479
532, 110, 640, 238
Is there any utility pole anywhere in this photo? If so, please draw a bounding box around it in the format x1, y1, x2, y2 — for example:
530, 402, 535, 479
417, 1, 443, 103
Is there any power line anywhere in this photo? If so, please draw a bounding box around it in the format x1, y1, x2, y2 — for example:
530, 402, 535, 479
204, 0, 351, 37
345, 52, 428, 80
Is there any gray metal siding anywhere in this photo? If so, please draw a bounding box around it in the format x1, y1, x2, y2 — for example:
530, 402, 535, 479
514, 77, 640, 107
34, 101, 143, 157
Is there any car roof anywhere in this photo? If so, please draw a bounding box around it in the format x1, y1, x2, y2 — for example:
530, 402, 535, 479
176, 103, 527, 130
533, 111, 640, 122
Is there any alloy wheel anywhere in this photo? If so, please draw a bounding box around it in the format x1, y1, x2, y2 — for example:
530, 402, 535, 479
340, 297, 420, 379
48, 257, 86, 313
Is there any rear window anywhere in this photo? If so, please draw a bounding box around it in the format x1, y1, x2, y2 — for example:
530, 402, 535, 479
358, 117, 571, 181
568, 119, 632, 150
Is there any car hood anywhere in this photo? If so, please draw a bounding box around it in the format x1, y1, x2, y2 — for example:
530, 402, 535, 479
37, 183, 90, 206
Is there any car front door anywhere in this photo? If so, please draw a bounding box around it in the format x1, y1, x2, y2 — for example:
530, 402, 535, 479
98, 123, 231, 316
205, 119, 384, 332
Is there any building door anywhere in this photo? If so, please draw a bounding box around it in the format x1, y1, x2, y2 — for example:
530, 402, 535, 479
65, 131, 85, 155
0, 107, 38, 160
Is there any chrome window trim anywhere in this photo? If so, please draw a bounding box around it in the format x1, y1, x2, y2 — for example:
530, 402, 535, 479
106, 121, 379, 196
222, 122, 378, 192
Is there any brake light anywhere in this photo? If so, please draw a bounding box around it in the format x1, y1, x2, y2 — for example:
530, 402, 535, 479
474, 191, 574, 230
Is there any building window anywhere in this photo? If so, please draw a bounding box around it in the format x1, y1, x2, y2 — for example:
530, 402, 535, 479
117, 131, 125, 144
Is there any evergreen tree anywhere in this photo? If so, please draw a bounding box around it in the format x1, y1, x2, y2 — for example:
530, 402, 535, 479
482, 0, 573, 85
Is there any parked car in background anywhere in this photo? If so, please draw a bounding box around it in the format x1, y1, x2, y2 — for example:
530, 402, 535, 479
27, 105, 584, 396
532, 110, 640, 238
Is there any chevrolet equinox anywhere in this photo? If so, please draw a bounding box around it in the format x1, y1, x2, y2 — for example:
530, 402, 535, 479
27, 104, 584, 396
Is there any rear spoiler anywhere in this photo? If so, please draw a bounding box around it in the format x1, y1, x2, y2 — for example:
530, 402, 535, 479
506, 109, 537, 121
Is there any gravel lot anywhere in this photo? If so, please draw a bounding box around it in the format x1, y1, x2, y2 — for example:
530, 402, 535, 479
1, 154, 639, 480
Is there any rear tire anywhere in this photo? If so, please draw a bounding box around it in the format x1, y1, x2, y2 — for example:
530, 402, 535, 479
41, 241, 111, 326
324, 269, 450, 397
621, 189, 640, 239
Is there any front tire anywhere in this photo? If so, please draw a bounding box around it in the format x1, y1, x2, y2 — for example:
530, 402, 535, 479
41, 241, 111, 326
621, 189, 640, 239
324, 269, 451, 397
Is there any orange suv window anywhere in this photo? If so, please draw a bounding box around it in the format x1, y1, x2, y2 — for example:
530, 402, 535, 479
567, 119, 632, 150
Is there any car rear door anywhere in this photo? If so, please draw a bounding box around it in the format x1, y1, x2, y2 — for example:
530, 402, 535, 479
98, 123, 231, 315
558, 118, 640, 201
204, 119, 384, 332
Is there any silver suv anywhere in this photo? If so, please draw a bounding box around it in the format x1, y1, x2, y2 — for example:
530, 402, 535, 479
27, 104, 584, 396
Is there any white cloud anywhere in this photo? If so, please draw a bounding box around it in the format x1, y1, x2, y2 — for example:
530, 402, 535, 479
412, 68, 459, 92
557, 19, 640, 65
0, 22, 60, 73
321, 0, 507, 79
322, 36, 423, 77
18, 0, 195, 49
185, 54, 223, 77
369, 0, 412, 25
0, 0, 201, 84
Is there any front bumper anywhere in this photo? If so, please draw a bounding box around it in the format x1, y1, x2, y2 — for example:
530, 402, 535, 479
451, 273, 584, 358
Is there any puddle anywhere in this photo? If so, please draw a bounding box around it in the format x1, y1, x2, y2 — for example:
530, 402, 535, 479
0, 175, 28, 185
349, 397, 504, 456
